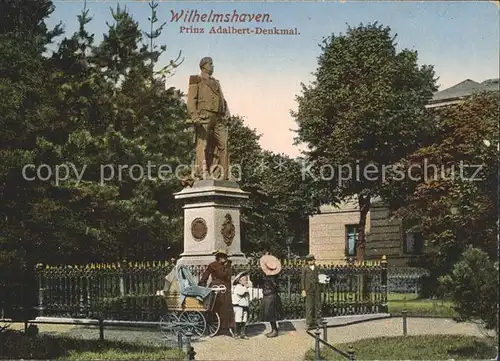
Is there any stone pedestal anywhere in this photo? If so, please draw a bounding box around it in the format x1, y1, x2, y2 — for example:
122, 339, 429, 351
174, 179, 249, 266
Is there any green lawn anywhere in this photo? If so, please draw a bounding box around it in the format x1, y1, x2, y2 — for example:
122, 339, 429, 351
321, 292, 457, 317
388, 294, 457, 317
387, 293, 419, 301
0, 330, 184, 360
304, 334, 497, 360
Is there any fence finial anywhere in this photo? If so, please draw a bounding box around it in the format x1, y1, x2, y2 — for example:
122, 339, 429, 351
347, 345, 356, 360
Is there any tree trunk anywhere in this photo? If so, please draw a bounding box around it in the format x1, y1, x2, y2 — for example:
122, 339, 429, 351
356, 193, 371, 263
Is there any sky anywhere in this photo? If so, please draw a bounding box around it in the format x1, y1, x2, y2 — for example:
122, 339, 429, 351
47, 1, 499, 157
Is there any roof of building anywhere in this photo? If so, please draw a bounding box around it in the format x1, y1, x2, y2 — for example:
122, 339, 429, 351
429, 78, 499, 104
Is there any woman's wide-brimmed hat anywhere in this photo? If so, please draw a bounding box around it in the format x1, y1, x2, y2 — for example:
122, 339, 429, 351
259, 255, 282, 276
232, 270, 250, 285
213, 249, 228, 257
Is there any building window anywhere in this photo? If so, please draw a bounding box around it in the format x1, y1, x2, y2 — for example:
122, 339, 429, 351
345, 224, 359, 257
404, 232, 423, 254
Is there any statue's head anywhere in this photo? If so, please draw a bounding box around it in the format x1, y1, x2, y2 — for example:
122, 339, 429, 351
199, 57, 214, 75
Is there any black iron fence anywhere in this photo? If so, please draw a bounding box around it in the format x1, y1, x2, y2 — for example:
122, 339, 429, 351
0, 259, 430, 323
29, 258, 390, 323
387, 267, 429, 294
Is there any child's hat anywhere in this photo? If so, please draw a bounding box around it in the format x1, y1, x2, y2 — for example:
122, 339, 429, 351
232, 270, 249, 286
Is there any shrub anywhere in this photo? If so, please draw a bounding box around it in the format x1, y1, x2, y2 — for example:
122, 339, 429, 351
25, 324, 39, 337
439, 248, 499, 330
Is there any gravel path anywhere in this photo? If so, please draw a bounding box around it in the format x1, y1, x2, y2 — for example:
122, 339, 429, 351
173, 318, 492, 361
3, 318, 492, 361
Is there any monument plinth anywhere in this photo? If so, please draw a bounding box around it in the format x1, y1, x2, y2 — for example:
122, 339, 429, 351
174, 179, 249, 266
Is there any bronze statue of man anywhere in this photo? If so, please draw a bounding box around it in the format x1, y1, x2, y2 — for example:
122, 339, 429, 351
187, 57, 231, 180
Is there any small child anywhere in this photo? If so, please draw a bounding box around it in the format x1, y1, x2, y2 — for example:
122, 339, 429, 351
232, 271, 250, 339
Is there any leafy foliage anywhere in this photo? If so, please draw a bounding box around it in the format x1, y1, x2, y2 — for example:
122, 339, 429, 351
1, 1, 192, 268
293, 22, 437, 260
0, 0, 66, 312
439, 248, 498, 331
229, 117, 314, 257
380, 91, 499, 288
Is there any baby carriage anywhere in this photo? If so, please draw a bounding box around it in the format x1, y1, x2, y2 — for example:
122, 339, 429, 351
159, 264, 225, 339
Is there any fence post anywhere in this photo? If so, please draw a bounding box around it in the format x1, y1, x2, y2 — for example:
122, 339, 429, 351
178, 332, 183, 348
120, 259, 127, 297
380, 255, 388, 313
36, 264, 45, 317
314, 327, 321, 361
22, 263, 29, 333
402, 309, 407, 336
347, 345, 356, 360
321, 319, 328, 342
99, 317, 104, 341
185, 332, 196, 360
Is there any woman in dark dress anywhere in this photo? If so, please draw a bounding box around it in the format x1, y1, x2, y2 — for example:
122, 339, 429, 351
199, 250, 235, 336
256, 252, 282, 337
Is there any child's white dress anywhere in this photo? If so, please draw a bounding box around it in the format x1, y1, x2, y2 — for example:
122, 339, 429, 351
232, 283, 250, 323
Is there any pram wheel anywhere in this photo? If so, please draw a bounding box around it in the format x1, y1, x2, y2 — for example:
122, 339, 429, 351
206, 311, 220, 337
178, 310, 206, 338
159, 312, 180, 339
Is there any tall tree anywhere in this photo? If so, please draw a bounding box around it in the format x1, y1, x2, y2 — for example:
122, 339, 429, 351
228, 117, 316, 256
256, 151, 316, 256
0, 0, 64, 314
144, 0, 184, 78
227, 116, 266, 251
57, 4, 191, 261
1, 2, 191, 265
293, 22, 437, 261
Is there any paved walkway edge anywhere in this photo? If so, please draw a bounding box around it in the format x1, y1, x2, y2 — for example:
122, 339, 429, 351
249, 313, 392, 332
32, 313, 391, 332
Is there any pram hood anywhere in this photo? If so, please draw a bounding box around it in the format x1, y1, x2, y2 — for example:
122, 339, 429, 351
163, 265, 211, 295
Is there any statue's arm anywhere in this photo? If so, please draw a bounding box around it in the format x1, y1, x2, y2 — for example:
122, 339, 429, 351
224, 99, 230, 120
187, 76, 200, 122
218, 81, 231, 120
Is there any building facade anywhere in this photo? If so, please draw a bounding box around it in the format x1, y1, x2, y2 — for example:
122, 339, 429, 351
309, 197, 423, 265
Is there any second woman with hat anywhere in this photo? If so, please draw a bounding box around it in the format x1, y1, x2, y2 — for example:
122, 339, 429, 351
254, 250, 283, 338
